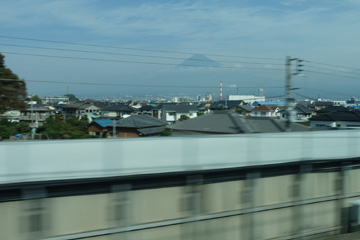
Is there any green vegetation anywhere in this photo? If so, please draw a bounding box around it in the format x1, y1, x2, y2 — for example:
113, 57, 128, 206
64, 94, 79, 103
38, 115, 96, 139
0, 119, 31, 139
158, 129, 171, 136
178, 115, 190, 121
0, 53, 27, 114
30, 95, 42, 104
298, 121, 310, 126
197, 111, 204, 116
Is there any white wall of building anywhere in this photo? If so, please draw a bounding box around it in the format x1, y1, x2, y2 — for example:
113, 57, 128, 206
311, 121, 360, 129
228, 95, 265, 104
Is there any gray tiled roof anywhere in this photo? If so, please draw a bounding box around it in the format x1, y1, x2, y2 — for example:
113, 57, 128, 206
161, 104, 198, 113
62, 103, 97, 110
101, 104, 135, 112
279, 105, 312, 114
237, 105, 252, 112
245, 117, 309, 132
109, 115, 168, 128
209, 100, 244, 110
167, 111, 309, 134
167, 111, 245, 133
310, 111, 360, 122
137, 126, 166, 135
140, 105, 155, 111
316, 106, 349, 114
295, 105, 312, 114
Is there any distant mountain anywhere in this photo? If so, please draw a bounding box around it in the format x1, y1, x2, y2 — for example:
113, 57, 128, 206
177, 54, 221, 68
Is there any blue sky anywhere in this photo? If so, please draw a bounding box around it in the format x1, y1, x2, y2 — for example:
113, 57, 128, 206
0, 0, 359, 100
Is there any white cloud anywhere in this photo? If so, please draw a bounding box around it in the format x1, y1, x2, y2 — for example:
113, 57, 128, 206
1, 0, 359, 49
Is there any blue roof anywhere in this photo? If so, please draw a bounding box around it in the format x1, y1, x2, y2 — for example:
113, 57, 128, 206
349, 106, 360, 109
93, 119, 113, 127
253, 101, 286, 106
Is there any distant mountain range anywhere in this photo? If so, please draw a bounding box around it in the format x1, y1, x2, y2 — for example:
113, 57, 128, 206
177, 54, 221, 68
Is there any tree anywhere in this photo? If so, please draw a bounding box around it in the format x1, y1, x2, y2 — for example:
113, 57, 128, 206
0, 119, 31, 139
40, 115, 94, 139
64, 94, 79, 103
0, 53, 27, 114
158, 129, 171, 136
31, 95, 42, 104
178, 115, 190, 121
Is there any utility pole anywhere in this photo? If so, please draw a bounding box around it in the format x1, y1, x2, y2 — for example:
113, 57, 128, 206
285, 56, 304, 132
31, 101, 34, 139
112, 119, 117, 138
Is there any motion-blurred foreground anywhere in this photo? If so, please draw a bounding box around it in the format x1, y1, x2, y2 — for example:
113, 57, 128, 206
1, 130, 360, 239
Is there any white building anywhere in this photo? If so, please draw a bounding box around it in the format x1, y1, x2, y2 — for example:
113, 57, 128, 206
228, 95, 265, 105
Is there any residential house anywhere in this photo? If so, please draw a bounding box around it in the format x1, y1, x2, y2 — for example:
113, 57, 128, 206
279, 105, 313, 121
251, 105, 280, 117
101, 104, 136, 118
315, 106, 349, 115
139, 105, 156, 116
208, 100, 252, 115
313, 101, 334, 111
228, 95, 265, 105
62, 103, 101, 118
154, 104, 198, 124
41, 96, 70, 104
0, 110, 20, 122
333, 100, 346, 106
104, 115, 168, 138
126, 100, 142, 109
348, 106, 360, 111
252, 101, 286, 107
233, 104, 252, 116
310, 107, 360, 129
19, 105, 55, 127
197, 102, 212, 114
88, 119, 113, 137
209, 100, 245, 110
167, 111, 309, 136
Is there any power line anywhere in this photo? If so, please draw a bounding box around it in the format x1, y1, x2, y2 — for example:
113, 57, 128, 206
306, 65, 360, 76
1, 51, 286, 70
292, 92, 318, 100
0, 78, 284, 89
2, 36, 360, 75
305, 69, 360, 80
301, 87, 354, 98
0, 35, 284, 61
304, 60, 360, 72
0, 43, 284, 66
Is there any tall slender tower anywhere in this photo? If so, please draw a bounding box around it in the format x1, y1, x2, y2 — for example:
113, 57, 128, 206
220, 81, 223, 100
